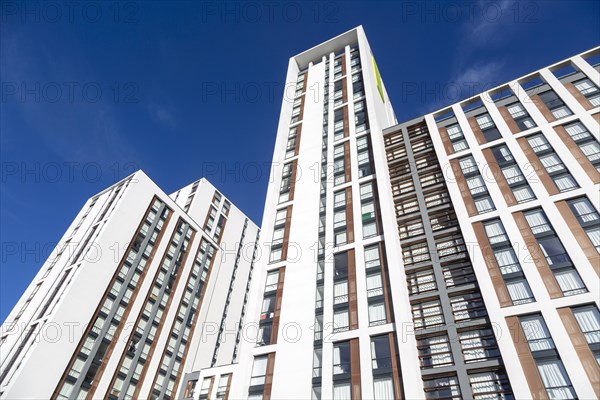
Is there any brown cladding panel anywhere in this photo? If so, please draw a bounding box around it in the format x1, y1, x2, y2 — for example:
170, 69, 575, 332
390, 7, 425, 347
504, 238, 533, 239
298, 95, 305, 122
531, 94, 556, 122
216, 217, 226, 245
270, 267, 286, 344
388, 333, 404, 399
379, 242, 394, 323
517, 137, 559, 196
344, 141, 352, 184
438, 126, 455, 155
449, 159, 478, 217
281, 205, 293, 260
467, 116, 487, 145
289, 160, 298, 201
264, 353, 276, 400
505, 316, 548, 400
498, 105, 520, 134
555, 201, 600, 277
346, 187, 354, 244
350, 338, 362, 400
207, 377, 215, 400
557, 307, 600, 398
343, 106, 350, 138
294, 124, 303, 157
224, 374, 233, 400
348, 249, 358, 330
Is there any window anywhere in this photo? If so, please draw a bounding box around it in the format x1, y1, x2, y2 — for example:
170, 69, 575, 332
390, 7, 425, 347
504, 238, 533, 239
407, 269, 436, 294
476, 113, 502, 142
334, 109, 345, 141
445, 124, 469, 153
286, 127, 298, 159
333, 383, 351, 400
572, 305, 600, 365
212, 192, 222, 206
364, 244, 382, 270
483, 218, 534, 304
360, 181, 374, 201
418, 335, 453, 368
412, 299, 444, 329
199, 377, 212, 399
459, 156, 495, 213
333, 342, 351, 375
537, 360, 576, 399
361, 201, 378, 238
506, 279, 535, 305
373, 377, 394, 400
484, 220, 509, 245
260, 296, 275, 320
564, 121, 592, 141
357, 136, 373, 177
568, 197, 600, 253
450, 292, 487, 321
334, 191, 346, 208
279, 162, 294, 203
366, 273, 384, 298
333, 144, 346, 185
524, 209, 552, 234
333, 309, 349, 332
334, 281, 349, 304
355, 105, 368, 133
442, 263, 476, 288
371, 335, 392, 370
312, 349, 322, 378
334, 252, 349, 278
403, 241, 431, 265
353, 75, 364, 100
539, 90, 572, 119
368, 302, 387, 326
492, 144, 536, 202
469, 370, 512, 400
459, 328, 500, 363
520, 314, 554, 351
265, 271, 279, 292
574, 78, 600, 106
250, 356, 268, 386
506, 102, 536, 130
423, 375, 461, 399
554, 268, 587, 296
493, 248, 521, 274
216, 375, 229, 399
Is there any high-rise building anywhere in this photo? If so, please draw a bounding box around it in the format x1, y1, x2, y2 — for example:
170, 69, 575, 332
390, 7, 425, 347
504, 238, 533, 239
1, 26, 599, 400
0, 171, 260, 400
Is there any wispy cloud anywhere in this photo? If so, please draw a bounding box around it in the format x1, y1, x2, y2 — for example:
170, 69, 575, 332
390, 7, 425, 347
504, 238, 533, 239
452, 59, 506, 87
446, 0, 519, 96
467, 0, 518, 46
147, 100, 178, 128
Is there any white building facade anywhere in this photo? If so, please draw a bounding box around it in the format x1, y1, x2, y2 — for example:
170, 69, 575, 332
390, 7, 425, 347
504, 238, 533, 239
0, 171, 259, 400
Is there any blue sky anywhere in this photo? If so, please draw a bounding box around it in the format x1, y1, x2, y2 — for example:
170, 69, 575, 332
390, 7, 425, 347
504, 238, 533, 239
1, 0, 599, 323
